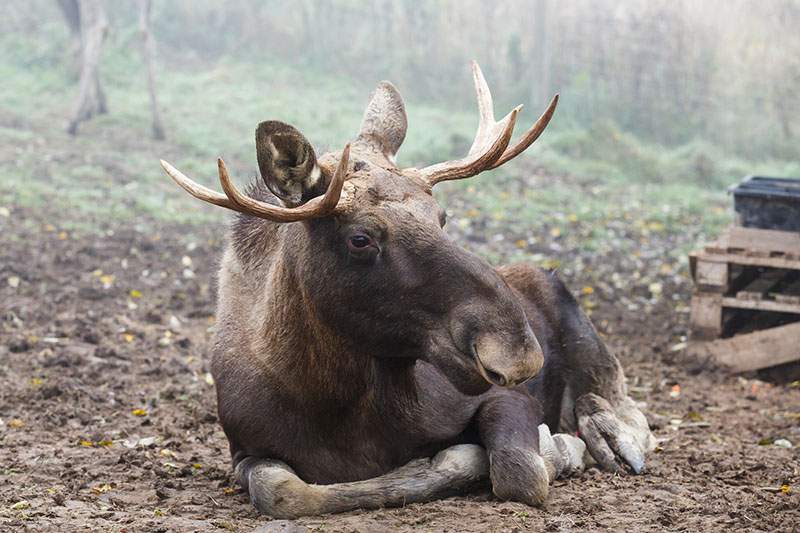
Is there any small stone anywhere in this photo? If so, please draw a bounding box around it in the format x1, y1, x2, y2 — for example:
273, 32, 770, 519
773, 438, 793, 449
9, 337, 31, 353
182, 268, 195, 279
7, 276, 20, 288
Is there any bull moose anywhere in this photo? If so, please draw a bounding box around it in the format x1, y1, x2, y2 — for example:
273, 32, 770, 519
160, 62, 655, 518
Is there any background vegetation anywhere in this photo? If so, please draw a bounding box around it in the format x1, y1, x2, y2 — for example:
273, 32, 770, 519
1, 1, 798, 243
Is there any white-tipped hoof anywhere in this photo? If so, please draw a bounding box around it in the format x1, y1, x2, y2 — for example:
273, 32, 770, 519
538, 424, 587, 480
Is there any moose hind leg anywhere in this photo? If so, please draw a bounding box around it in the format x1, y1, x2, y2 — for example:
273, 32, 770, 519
235, 445, 490, 519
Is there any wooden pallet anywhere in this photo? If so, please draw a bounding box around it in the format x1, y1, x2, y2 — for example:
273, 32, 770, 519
688, 226, 800, 372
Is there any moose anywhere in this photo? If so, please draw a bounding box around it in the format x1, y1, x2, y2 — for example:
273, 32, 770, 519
160, 62, 654, 518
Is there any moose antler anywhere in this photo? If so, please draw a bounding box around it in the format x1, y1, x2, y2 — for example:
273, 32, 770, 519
417, 61, 558, 186
160, 144, 351, 222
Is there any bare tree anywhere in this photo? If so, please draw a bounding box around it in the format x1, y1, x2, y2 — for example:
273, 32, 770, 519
55, 0, 83, 75
139, 0, 165, 140
66, 0, 108, 135
531, 0, 550, 107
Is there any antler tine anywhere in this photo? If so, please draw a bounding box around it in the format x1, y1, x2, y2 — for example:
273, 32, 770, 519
418, 62, 518, 186
416, 61, 557, 186
490, 94, 558, 169
472, 60, 496, 145
160, 159, 238, 210
160, 144, 351, 223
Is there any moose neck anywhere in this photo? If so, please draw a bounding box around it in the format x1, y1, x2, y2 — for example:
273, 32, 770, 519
264, 251, 416, 411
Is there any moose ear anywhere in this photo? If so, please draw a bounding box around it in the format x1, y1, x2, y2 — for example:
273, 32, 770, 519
353, 81, 407, 167
255, 121, 323, 206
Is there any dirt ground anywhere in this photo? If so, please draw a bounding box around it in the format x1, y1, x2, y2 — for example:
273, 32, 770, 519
1, 188, 799, 532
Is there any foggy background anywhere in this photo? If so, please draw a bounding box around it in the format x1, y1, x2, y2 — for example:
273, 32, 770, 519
2, 0, 798, 189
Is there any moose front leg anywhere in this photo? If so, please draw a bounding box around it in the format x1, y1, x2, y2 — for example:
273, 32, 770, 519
235, 445, 489, 519
499, 264, 655, 475
475, 390, 587, 506
547, 275, 656, 474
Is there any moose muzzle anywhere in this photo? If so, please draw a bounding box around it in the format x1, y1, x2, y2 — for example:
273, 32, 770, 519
471, 326, 544, 387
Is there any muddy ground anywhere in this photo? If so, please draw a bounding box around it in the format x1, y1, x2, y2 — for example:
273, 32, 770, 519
1, 172, 799, 532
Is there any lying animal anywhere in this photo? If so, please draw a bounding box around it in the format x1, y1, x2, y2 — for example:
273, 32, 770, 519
160, 62, 655, 518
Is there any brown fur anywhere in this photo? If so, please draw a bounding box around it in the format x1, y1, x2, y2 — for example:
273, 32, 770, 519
177, 81, 654, 517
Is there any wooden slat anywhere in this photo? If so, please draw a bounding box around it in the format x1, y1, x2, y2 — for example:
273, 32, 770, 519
770, 275, 800, 305
687, 322, 800, 372
735, 269, 785, 301
695, 260, 728, 292
690, 251, 800, 271
721, 296, 800, 315
715, 226, 800, 255
690, 293, 723, 340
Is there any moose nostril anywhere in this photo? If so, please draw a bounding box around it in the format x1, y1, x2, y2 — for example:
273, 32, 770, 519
483, 367, 507, 387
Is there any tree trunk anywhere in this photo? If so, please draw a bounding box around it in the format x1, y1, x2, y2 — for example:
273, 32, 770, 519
139, 0, 165, 140
531, 0, 550, 107
56, 0, 82, 76
66, 0, 108, 135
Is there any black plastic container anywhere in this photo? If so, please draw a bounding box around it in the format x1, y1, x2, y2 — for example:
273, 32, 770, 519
729, 176, 800, 232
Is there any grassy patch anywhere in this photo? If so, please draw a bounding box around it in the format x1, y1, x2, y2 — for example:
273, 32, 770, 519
0, 26, 794, 241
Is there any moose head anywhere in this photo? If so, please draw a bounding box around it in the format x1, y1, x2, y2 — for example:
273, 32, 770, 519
160, 62, 558, 396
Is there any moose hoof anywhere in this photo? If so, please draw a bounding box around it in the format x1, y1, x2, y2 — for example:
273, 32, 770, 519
488, 448, 549, 506
239, 459, 324, 519
576, 393, 655, 474
538, 423, 587, 480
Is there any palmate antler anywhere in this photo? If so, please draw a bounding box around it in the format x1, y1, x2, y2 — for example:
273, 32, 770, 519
415, 61, 558, 186
159, 144, 351, 222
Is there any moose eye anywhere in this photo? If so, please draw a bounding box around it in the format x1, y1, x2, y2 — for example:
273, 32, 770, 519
348, 234, 373, 250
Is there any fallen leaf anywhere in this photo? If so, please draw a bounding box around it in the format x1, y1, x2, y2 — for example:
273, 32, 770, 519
0, 206, 10, 217
91, 483, 112, 495
8, 419, 24, 429
122, 333, 135, 343
581, 286, 594, 295
648, 282, 663, 296
131, 408, 148, 417
129, 289, 142, 298
10, 500, 29, 510
7, 276, 20, 288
